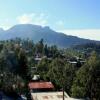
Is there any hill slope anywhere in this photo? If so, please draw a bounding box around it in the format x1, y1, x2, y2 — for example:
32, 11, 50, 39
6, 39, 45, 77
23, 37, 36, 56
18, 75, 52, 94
0, 24, 99, 48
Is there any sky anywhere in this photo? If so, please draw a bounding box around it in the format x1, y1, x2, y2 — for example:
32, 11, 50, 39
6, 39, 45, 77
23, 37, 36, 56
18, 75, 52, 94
0, 0, 100, 40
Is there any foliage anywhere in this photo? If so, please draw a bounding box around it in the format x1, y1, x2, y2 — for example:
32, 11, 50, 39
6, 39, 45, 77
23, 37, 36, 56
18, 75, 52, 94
71, 51, 100, 99
0, 38, 100, 99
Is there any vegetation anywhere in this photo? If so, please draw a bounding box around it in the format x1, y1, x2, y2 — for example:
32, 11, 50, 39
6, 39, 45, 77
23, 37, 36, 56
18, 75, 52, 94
71, 51, 100, 99
0, 38, 100, 99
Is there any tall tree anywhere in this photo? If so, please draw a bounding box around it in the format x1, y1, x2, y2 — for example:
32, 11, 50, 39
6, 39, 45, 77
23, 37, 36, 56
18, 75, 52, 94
18, 49, 28, 80
71, 51, 100, 99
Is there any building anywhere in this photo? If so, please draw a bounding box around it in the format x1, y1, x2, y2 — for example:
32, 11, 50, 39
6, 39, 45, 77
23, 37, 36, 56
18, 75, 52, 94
31, 92, 83, 100
31, 75, 40, 81
28, 82, 54, 92
28, 81, 84, 100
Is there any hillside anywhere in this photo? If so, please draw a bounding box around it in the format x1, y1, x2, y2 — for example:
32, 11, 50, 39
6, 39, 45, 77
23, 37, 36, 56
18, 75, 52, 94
0, 24, 99, 48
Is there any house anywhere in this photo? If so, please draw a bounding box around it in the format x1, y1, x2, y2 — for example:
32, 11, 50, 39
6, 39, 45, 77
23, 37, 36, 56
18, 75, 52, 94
68, 61, 77, 64
34, 54, 42, 62
31, 75, 40, 81
28, 81, 54, 92
28, 81, 85, 100
31, 92, 84, 100
34, 57, 42, 62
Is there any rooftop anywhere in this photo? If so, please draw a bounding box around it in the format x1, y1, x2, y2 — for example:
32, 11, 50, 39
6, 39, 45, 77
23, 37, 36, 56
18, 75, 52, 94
28, 82, 54, 89
31, 92, 83, 100
32, 75, 40, 81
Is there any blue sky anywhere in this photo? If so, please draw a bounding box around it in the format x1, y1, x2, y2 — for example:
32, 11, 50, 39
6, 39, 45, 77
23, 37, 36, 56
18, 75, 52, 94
0, 0, 100, 40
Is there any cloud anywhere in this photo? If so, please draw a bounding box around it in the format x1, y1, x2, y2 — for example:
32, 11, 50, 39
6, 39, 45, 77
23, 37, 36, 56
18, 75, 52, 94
17, 13, 48, 26
55, 20, 64, 29
58, 29, 100, 41
0, 19, 14, 30
17, 13, 34, 24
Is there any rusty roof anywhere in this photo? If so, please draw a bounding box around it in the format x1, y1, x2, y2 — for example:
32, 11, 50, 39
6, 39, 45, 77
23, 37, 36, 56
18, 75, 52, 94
28, 82, 54, 89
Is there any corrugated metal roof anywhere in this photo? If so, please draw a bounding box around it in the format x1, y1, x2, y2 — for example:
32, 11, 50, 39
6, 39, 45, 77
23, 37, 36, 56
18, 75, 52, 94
28, 82, 54, 89
31, 92, 82, 100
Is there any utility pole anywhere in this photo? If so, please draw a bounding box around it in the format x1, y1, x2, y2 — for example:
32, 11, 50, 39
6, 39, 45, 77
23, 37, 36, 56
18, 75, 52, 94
62, 76, 64, 100
63, 84, 64, 100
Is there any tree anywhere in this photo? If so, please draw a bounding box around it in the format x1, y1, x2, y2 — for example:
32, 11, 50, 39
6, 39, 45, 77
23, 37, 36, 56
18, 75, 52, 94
64, 63, 76, 95
47, 58, 65, 89
35, 39, 44, 55
71, 51, 100, 99
44, 44, 49, 56
0, 43, 3, 52
18, 49, 28, 80
37, 58, 50, 80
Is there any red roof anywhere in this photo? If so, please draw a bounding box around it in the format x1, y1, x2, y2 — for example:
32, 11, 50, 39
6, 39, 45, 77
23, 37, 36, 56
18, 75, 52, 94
28, 82, 54, 89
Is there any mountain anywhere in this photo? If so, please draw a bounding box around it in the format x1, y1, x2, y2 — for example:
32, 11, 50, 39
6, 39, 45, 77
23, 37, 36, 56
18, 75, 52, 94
0, 28, 4, 32
0, 24, 100, 48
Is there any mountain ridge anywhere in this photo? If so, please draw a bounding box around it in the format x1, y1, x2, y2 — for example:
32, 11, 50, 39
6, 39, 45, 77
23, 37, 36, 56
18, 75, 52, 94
0, 24, 100, 48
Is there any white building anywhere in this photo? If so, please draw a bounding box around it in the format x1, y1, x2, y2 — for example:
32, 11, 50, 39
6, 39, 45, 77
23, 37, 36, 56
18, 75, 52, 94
31, 91, 84, 100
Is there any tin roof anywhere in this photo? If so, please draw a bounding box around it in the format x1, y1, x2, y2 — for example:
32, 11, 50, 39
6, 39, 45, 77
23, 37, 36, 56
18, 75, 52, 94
28, 82, 54, 89
31, 92, 82, 100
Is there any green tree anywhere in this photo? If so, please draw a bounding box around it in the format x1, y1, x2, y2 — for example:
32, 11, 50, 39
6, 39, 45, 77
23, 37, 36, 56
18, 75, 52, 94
71, 51, 100, 99
37, 58, 50, 80
18, 49, 28, 80
36, 39, 44, 55
47, 58, 65, 89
